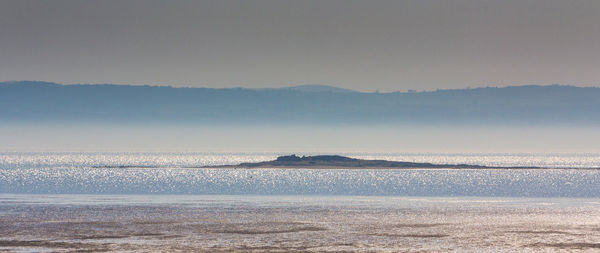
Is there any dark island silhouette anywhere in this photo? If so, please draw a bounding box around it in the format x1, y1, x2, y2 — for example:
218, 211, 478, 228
208, 154, 531, 169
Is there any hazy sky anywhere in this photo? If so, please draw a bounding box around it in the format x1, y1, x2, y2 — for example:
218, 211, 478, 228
2, 0, 600, 92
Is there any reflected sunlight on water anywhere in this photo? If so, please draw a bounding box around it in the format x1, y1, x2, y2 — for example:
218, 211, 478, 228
2, 153, 600, 252
1, 153, 599, 196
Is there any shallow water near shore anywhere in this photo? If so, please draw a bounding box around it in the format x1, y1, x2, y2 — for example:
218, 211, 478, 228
1, 153, 600, 252
1, 194, 600, 252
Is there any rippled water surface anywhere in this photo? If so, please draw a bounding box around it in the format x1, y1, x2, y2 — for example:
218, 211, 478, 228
1, 152, 599, 196
2, 152, 600, 169
2, 153, 600, 252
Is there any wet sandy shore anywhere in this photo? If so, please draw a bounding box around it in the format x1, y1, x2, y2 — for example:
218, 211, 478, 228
1, 195, 600, 252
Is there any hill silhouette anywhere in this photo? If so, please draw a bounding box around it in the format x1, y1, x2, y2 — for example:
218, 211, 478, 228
1, 81, 599, 125
286, 84, 357, 93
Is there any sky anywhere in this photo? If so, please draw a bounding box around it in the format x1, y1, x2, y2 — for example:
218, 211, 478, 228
1, 0, 600, 92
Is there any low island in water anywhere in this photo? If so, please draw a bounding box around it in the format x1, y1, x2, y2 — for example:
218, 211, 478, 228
208, 154, 514, 169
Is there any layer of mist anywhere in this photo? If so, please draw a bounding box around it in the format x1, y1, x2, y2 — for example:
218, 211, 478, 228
1, 125, 599, 153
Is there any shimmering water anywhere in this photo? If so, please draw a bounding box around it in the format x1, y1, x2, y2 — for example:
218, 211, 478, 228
1, 152, 599, 196
2, 153, 600, 252
3, 152, 600, 169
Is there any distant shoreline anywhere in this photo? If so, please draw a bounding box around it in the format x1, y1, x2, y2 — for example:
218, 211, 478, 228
4, 81, 600, 125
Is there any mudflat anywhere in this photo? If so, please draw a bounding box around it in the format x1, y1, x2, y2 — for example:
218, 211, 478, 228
1, 195, 599, 252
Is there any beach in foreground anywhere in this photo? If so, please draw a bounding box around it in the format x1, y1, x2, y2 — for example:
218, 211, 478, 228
1, 194, 600, 252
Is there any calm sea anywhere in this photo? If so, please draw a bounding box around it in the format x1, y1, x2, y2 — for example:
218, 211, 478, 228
1, 152, 599, 196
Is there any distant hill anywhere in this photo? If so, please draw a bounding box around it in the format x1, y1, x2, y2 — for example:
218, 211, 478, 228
1, 81, 599, 125
286, 84, 357, 93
